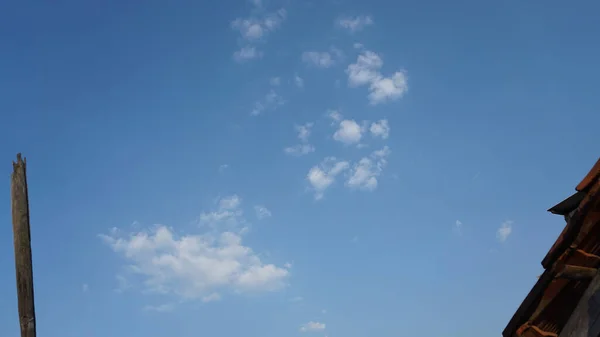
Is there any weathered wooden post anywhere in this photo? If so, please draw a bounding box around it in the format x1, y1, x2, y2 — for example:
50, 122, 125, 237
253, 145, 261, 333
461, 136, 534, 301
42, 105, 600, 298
11, 153, 36, 337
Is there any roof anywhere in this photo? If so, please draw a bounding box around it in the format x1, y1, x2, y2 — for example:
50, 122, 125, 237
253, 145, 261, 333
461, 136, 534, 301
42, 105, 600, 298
503, 157, 600, 337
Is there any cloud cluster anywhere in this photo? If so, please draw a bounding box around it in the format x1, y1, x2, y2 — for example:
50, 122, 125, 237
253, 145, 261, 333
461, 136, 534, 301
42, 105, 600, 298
346, 50, 408, 104
100, 196, 289, 304
306, 146, 391, 199
231, 4, 287, 62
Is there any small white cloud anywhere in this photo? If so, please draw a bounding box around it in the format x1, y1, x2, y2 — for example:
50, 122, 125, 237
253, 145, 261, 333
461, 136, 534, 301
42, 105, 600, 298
307, 157, 350, 200
302, 48, 343, 68
353, 42, 364, 49
219, 164, 229, 173
302, 51, 335, 68
333, 120, 363, 145
231, 9, 287, 41
336, 15, 373, 32
346, 146, 390, 191
254, 205, 272, 219
497, 220, 513, 243
346, 50, 408, 105
327, 110, 343, 123
233, 46, 263, 62
300, 322, 326, 332
284, 144, 315, 156
82, 283, 89, 292
143, 303, 176, 313
270, 77, 281, 86
370, 119, 390, 139
294, 74, 304, 88
284, 262, 292, 269
290, 296, 304, 302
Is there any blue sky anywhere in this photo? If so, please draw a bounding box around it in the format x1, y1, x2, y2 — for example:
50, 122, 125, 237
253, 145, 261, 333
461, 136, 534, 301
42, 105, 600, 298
1, 0, 599, 336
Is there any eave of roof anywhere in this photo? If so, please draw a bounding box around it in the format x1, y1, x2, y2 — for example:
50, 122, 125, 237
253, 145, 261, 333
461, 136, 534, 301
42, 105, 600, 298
503, 158, 600, 337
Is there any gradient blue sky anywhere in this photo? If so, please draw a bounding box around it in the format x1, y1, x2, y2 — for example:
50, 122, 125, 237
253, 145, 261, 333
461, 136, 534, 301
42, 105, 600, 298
1, 1, 599, 337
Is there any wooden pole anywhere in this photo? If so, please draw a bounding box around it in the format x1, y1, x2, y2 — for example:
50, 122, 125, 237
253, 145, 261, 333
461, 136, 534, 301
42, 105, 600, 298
11, 153, 36, 337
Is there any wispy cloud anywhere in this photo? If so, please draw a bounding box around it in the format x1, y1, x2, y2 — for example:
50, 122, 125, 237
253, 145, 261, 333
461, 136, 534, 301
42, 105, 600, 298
233, 46, 263, 62
496, 220, 513, 243
454, 220, 463, 235
251, 90, 285, 116
302, 47, 344, 68
285, 123, 316, 156
300, 322, 326, 332
143, 303, 176, 313
336, 15, 373, 33
231, 4, 287, 62
254, 205, 272, 219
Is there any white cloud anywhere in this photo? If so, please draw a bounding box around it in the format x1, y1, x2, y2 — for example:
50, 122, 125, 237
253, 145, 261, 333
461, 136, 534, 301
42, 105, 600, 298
100, 213, 290, 301
231, 9, 287, 41
302, 51, 335, 68
369, 119, 390, 139
369, 72, 408, 105
346, 146, 391, 191
336, 15, 373, 32
307, 157, 350, 200
251, 90, 285, 116
294, 74, 304, 88
254, 205, 272, 219
333, 120, 363, 145
284, 144, 315, 156
327, 109, 343, 123
219, 164, 229, 173
353, 42, 364, 49
233, 46, 263, 62
270, 77, 281, 86
497, 220, 513, 243
300, 322, 326, 332
346, 50, 408, 105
